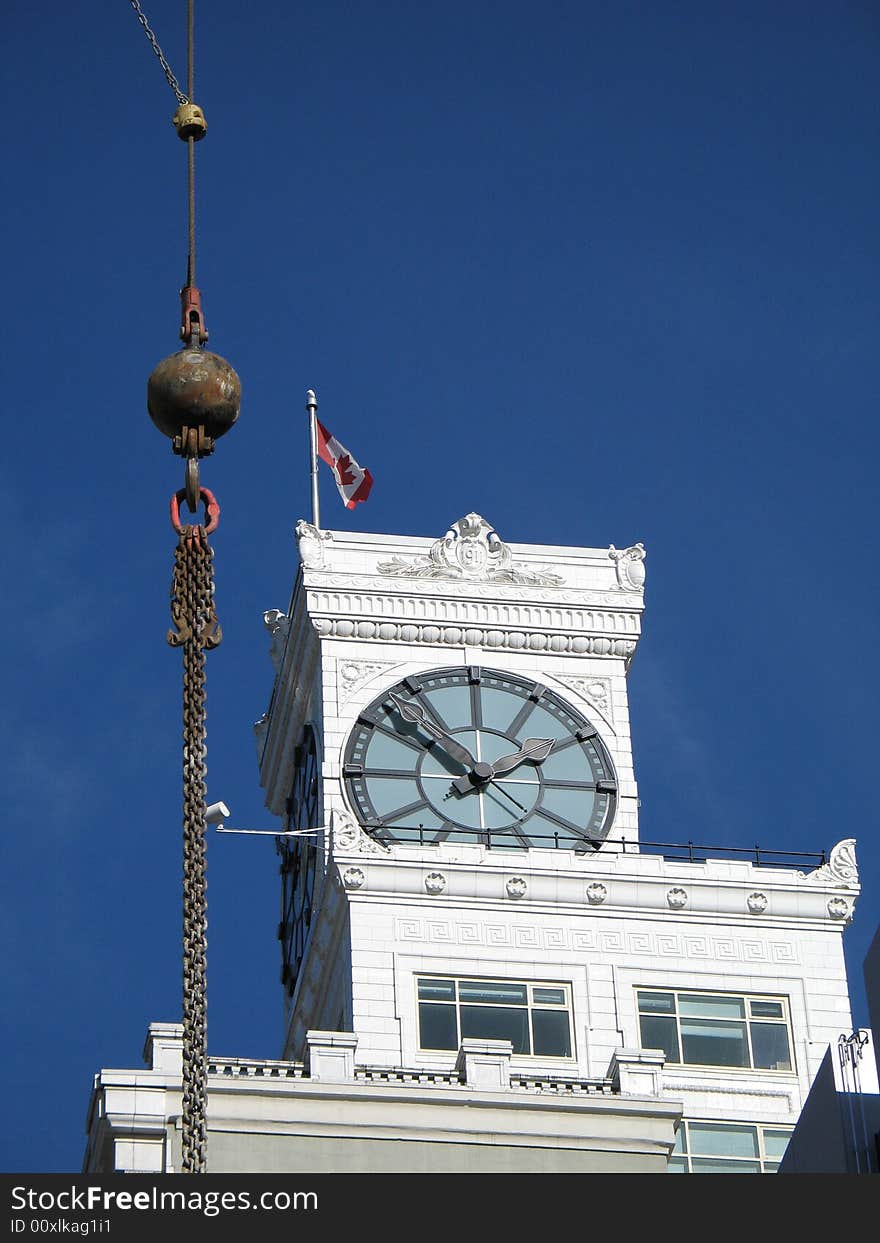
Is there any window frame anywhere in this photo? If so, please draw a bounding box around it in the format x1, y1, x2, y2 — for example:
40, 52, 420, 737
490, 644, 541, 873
416, 974, 575, 1060
636, 987, 795, 1073
669, 1119, 793, 1174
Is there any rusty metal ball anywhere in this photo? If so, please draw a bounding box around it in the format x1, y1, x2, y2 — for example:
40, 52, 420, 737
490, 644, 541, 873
147, 347, 241, 442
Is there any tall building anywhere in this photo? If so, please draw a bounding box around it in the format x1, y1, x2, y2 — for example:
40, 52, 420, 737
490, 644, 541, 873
84, 513, 870, 1173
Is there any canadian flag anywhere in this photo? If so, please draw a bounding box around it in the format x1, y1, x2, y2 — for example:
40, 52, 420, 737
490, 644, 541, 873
316, 419, 374, 509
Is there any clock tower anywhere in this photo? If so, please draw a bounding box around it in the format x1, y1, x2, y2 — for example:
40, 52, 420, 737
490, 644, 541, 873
84, 510, 868, 1174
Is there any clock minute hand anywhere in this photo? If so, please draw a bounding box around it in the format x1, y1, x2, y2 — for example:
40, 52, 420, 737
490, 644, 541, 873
388, 693, 477, 768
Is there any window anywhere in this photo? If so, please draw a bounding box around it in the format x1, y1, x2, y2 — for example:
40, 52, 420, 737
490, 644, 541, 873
669, 1120, 792, 1173
637, 989, 793, 1071
417, 977, 573, 1057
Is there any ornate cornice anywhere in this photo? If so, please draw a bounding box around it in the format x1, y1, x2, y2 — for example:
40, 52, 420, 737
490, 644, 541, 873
311, 616, 637, 659
377, 513, 564, 587
305, 576, 642, 608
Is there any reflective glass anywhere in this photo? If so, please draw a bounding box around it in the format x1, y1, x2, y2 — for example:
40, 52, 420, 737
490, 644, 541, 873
750, 1022, 792, 1070
364, 731, 422, 771
419, 1003, 458, 1050
691, 1157, 760, 1174
638, 992, 676, 1014
540, 745, 594, 783
461, 1005, 530, 1054
424, 684, 473, 729
483, 783, 538, 829
532, 1009, 571, 1057
639, 1014, 680, 1063
532, 987, 565, 1005
478, 686, 521, 733
525, 811, 585, 848
750, 1000, 784, 1019
679, 995, 745, 1020
540, 784, 595, 825
459, 981, 527, 1005
681, 1019, 749, 1067
689, 1123, 758, 1158
519, 703, 577, 742
418, 978, 455, 1000
763, 1129, 792, 1159
668, 1157, 688, 1173
364, 777, 422, 816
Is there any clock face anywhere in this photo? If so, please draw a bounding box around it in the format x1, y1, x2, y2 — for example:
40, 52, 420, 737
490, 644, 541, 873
343, 666, 616, 851
278, 726, 321, 997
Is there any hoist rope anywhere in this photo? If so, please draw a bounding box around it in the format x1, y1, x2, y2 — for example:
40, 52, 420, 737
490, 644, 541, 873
128, 0, 199, 293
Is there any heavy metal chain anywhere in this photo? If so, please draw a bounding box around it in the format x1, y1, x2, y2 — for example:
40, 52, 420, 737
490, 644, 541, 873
168, 519, 221, 1173
128, 0, 189, 103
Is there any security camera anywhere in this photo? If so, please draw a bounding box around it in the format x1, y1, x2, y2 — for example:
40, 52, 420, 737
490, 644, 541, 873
205, 801, 231, 825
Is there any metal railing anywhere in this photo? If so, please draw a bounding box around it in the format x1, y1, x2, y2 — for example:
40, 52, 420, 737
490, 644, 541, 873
375, 822, 826, 870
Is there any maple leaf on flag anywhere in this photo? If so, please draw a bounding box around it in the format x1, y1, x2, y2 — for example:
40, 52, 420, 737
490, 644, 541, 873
316, 420, 373, 509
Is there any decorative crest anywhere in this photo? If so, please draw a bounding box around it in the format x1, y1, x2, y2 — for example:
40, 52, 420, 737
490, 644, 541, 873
377, 513, 563, 586
295, 519, 333, 569
609, 543, 646, 591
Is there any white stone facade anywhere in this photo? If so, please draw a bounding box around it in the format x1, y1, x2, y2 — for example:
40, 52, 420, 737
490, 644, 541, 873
84, 514, 869, 1173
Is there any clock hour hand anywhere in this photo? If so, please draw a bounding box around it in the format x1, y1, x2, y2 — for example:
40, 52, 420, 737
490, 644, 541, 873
450, 737, 555, 794
388, 693, 477, 769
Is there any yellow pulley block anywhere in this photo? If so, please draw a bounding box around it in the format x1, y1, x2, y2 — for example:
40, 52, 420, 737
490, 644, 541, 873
173, 102, 207, 141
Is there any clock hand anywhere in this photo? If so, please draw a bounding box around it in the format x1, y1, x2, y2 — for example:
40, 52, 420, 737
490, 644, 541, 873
450, 737, 555, 794
489, 737, 556, 776
388, 693, 478, 769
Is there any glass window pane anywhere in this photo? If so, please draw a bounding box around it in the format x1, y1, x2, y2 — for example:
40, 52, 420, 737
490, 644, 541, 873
364, 731, 422, 771
689, 1123, 759, 1158
459, 980, 527, 1005
751, 1022, 793, 1071
762, 1129, 792, 1160
461, 1004, 530, 1054
668, 1157, 689, 1173
519, 703, 578, 742
638, 991, 676, 1014
525, 812, 585, 848
679, 994, 745, 1020
419, 1003, 458, 1050
639, 1014, 681, 1063
750, 1000, 784, 1019
532, 987, 566, 1006
482, 783, 539, 829
540, 746, 594, 783
532, 1009, 571, 1057
540, 784, 597, 824
672, 1128, 686, 1154
681, 1019, 749, 1067
691, 1157, 761, 1174
424, 685, 473, 730
418, 978, 455, 1001
478, 687, 521, 733
364, 776, 422, 816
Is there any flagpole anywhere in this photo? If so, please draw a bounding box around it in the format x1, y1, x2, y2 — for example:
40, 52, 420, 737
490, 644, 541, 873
306, 389, 320, 530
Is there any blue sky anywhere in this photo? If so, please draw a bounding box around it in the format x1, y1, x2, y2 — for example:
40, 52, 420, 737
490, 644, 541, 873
2, 2, 878, 1172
